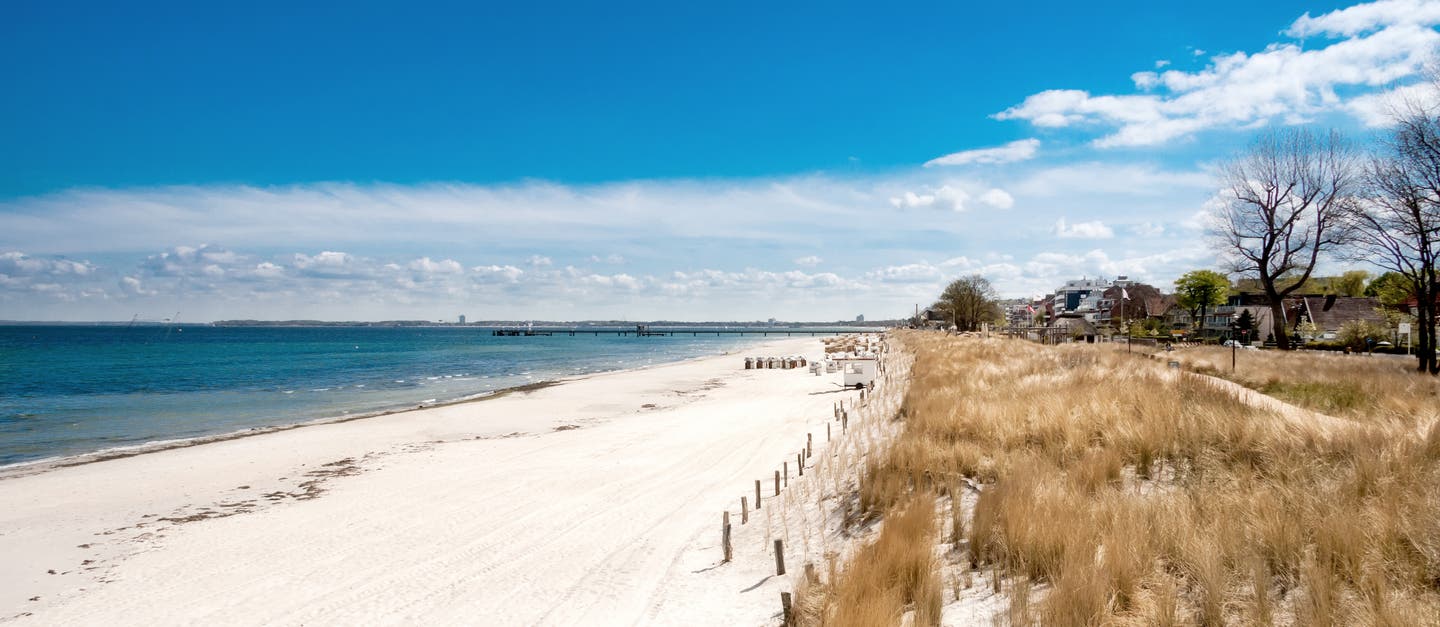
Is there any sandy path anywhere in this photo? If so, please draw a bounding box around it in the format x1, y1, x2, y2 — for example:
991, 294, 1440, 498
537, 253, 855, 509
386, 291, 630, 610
0, 337, 858, 625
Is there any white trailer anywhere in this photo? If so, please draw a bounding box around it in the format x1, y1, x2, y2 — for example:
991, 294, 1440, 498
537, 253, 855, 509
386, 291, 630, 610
837, 357, 877, 389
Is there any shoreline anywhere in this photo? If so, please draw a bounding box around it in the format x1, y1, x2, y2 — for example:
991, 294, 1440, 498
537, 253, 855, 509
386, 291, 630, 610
0, 340, 774, 481
0, 335, 845, 623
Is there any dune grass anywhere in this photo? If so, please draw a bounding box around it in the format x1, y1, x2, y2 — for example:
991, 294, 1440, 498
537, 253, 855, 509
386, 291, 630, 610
809, 331, 1440, 625
1169, 346, 1440, 425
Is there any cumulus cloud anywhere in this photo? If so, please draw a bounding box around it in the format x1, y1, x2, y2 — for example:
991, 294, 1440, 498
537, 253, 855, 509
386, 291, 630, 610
408, 257, 463, 274
978, 188, 1015, 210
1053, 218, 1116, 239
888, 184, 1015, 212
996, 1, 1440, 146
793, 255, 823, 267
924, 138, 1040, 167
587, 254, 625, 264
890, 185, 970, 211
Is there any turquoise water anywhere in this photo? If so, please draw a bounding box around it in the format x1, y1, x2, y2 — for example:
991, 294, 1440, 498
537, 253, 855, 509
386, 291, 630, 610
0, 325, 800, 467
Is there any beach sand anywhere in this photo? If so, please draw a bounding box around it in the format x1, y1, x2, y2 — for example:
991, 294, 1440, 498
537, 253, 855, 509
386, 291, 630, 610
0, 337, 863, 625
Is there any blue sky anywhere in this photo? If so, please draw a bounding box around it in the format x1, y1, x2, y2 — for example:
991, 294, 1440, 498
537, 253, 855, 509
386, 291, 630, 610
1, 0, 1433, 321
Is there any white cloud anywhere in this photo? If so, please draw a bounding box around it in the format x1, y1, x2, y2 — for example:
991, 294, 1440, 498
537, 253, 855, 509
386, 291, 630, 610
1053, 218, 1116, 239
886, 183, 1015, 213
924, 138, 1040, 167
408, 257, 463, 274
794, 255, 823, 267
996, 1, 1440, 146
865, 263, 943, 283
472, 264, 525, 283
1287, 0, 1440, 37
889, 185, 970, 211
1132, 222, 1166, 237
978, 188, 1015, 210
293, 251, 354, 274
1155, 59, 1171, 69
0, 161, 1227, 320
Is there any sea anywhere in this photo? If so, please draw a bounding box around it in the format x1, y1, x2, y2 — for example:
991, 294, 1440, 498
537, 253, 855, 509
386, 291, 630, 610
0, 324, 844, 468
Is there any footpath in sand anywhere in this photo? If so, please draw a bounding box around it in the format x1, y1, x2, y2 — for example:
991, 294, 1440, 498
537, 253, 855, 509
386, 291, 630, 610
0, 337, 863, 625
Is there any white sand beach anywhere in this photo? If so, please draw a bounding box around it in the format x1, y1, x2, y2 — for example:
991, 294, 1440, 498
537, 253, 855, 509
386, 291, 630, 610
0, 337, 880, 625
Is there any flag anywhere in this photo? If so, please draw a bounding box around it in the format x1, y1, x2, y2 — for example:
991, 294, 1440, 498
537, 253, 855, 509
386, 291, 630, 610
1026, 304, 1035, 314
1121, 288, 1130, 300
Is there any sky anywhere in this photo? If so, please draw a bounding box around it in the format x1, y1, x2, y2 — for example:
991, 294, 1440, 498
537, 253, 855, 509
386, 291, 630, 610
1, 0, 1435, 321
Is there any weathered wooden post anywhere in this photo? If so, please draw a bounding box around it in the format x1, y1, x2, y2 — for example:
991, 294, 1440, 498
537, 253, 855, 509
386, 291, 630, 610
806, 433, 812, 458
723, 511, 733, 562
774, 471, 780, 496
774, 538, 786, 575
827, 422, 831, 442
741, 496, 749, 524
780, 592, 794, 625
783, 462, 788, 486
797, 452, 803, 476
755, 480, 762, 509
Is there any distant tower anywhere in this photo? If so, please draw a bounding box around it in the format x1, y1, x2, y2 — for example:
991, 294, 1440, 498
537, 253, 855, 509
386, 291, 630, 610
458, 315, 466, 325
856, 314, 865, 322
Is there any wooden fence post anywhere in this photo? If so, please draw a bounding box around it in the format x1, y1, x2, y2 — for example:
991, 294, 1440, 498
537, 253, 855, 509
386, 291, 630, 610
797, 452, 803, 476
780, 592, 793, 626
723, 511, 733, 562
783, 462, 788, 486
755, 479, 762, 509
741, 496, 749, 524
806, 433, 812, 458
774, 470, 780, 496
774, 538, 786, 575
827, 422, 831, 442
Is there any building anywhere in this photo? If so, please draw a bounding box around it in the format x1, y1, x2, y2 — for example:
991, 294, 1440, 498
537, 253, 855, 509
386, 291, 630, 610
458, 314, 466, 325
855, 314, 865, 323
1291, 295, 1385, 340
1049, 276, 1133, 322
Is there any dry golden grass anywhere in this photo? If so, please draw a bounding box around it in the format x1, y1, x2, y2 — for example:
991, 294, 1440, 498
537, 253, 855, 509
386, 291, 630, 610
1169, 346, 1440, 426
812, 331, 1440, 626
799, 495, 943, 626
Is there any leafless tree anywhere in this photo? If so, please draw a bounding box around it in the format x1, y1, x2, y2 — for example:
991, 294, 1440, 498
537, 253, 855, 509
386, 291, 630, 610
1349, 88, 1440, 374
1212, 128, 1360, 349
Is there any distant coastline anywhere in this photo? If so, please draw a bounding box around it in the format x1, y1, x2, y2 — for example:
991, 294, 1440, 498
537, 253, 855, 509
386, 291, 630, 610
0, 319, 901, 328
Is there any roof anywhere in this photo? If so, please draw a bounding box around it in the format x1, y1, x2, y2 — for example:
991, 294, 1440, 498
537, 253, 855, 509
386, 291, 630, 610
1050, 316, 1098, 335
1299, 296, 1384, 330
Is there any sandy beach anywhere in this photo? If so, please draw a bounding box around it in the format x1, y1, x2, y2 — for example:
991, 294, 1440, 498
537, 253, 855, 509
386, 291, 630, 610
0, 337, 870, 625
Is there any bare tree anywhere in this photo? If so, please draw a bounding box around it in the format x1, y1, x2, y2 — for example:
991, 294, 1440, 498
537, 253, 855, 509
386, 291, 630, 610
933, 274, 1000, 333
1212, 128, 1360, 349
1349, 92, 1440, 374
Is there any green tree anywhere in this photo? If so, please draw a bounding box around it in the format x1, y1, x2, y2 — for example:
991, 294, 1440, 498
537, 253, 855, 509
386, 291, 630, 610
933, 274, 1000, 333
1339, 320, 1391, 351
1336, 270, 1370, 296
1174, 270, 1231, 338
1365, 271, 1415, 307
1234, 309, 1255, 342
